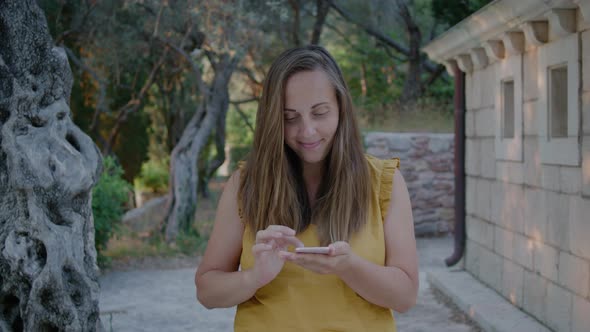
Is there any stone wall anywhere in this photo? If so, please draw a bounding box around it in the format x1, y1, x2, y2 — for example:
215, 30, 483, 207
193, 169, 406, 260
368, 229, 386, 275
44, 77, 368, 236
462, 15, 590, 332
365, 132, 455, 236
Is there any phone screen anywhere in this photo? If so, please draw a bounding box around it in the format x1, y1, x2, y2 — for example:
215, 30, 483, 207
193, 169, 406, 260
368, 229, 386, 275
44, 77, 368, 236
294, 247, 330, 254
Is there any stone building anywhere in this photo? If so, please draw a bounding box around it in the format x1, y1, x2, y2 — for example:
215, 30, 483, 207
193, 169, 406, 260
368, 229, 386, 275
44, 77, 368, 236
423, 1, 590, 331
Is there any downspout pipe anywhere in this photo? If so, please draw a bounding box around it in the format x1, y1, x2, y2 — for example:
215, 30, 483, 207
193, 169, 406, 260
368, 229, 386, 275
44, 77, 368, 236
445, 64, 466, 267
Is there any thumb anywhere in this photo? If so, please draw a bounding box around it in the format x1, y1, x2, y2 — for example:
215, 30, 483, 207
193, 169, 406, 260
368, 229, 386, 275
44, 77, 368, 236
329, 241, 350, 256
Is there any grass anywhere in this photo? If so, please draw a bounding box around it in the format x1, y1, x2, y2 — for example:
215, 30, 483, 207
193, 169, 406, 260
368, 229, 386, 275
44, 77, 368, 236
102, 226, 209, 260
101, 178, 225, 266
358, 99, 455, 133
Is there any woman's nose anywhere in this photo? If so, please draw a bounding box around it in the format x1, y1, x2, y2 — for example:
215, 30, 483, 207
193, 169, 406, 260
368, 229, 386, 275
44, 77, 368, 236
300, 119, 316, 137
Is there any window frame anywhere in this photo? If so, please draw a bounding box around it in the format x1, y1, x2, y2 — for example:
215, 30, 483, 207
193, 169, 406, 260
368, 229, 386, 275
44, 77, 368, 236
538, 33, 581, 166
502, 79, 516, 139
495, 53, 523, 162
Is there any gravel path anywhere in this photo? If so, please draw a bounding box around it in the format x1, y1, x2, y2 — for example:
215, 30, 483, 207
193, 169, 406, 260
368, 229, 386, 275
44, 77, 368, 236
99, 235, 482, 331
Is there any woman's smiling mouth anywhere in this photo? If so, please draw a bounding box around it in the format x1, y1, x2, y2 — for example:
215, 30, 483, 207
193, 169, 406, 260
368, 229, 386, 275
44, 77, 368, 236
299, 140, 322, 149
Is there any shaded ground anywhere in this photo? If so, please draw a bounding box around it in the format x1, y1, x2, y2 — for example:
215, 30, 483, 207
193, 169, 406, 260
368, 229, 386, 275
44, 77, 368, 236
99, 235, 482, 331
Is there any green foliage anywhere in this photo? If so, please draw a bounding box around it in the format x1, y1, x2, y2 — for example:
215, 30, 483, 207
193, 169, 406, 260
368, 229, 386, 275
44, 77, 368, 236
226, 104, 255, 172
103, 224, 209, 261
176, 226, 209, 256
227, 104, 256, 146
360, 100, 454, 133
330, 34, 402, 109
432, 0, 493, 27
229, 145, 251, 172
39, 0, 179, 182
323, 4, 457, 127
92, 156, 131, 266
134, 158, 170, 193
113, 110, 151, 183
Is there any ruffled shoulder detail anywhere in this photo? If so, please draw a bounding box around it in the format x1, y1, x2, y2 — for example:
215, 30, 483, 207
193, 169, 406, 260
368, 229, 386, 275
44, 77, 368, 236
236, 161, 246, 222
378, 157, 400, 222
237, 160, 246, 172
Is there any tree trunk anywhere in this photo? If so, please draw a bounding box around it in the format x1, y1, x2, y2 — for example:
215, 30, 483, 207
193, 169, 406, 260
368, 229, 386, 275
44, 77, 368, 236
288, 0, 302, 46
329, 0, 440, 103
198, 107, 228, 199
0, 1, 104, 331
310, 0, 331, 44
163, 53, 240, 242
396, 0, 422, 103
206, 98, 229, 178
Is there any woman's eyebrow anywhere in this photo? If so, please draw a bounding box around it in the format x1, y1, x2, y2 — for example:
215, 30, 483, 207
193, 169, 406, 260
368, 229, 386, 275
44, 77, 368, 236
284, 102, 330, 112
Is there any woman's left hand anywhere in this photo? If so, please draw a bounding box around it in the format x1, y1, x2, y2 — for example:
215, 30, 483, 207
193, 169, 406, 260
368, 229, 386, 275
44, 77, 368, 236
279, 241, 354, 275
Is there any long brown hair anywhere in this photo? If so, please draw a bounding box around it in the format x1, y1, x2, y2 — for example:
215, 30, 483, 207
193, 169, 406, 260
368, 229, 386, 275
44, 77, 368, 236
238, 45, 371, 245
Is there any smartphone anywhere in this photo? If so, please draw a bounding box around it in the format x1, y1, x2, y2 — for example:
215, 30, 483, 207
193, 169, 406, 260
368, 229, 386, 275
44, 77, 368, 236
295, 246, 331, 254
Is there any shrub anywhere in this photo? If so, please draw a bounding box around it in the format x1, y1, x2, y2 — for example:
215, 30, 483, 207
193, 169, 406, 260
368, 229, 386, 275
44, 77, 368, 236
134, 158, 169, 193
92, 156, 131, 265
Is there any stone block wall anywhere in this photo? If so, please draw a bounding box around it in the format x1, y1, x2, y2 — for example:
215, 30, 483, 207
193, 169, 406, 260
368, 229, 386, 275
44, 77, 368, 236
463, 18, 590, 332
365, 132, 455, 236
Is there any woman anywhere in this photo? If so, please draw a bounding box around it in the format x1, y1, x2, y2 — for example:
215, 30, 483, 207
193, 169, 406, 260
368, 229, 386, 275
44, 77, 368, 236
195, 45, 418, 331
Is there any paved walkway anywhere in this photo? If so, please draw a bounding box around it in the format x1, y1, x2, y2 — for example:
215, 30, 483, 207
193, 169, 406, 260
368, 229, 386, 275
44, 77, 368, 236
99, 236, 482, 331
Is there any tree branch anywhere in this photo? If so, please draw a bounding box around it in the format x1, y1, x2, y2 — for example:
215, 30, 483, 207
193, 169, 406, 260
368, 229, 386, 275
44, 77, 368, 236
422, 64, 446, 89
55, 2, 98, 44
288, 0, 302, 46
153, 2, 165, 36
394, 0, 418, 34
63, 46, 108, 133
428, 20, 439, 42
328, 0, 409, 55
329, 0, 440, 74
136, 3, 158, 16
230, 97, 258, 105
321, 19, 370, 57
231, 102, 255, 134
377, 41, 407, 62
310, 0, 331, 44
237, 66, 262, 86
155, 36, 209, 97
104, 49, 168, 154
204, 49, 218, 71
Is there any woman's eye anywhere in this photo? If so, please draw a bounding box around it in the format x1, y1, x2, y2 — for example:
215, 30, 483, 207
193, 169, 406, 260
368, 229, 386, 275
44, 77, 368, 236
285, 117, 297, 122
314, 112, 328, 117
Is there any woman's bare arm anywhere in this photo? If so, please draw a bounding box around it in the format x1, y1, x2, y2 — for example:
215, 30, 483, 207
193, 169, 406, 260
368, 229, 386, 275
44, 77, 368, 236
194, 171, 258, 308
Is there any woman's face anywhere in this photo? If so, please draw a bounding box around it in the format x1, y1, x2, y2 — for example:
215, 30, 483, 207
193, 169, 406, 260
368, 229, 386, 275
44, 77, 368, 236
283, 69, 339, 167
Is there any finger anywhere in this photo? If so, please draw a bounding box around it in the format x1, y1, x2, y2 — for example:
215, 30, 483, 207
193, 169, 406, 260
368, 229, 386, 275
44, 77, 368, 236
266, 225, 296, 236
278, 251, 294, 260
295, 254, 334, 274
292, 253, 325, 264
274, 236, 305, 249
252, 243, 273, 255
255, 230, 284, 243
256, 230, 304, 248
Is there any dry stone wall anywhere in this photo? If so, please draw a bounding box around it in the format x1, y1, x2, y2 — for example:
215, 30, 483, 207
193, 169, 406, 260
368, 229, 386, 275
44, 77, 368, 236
365, 132, 455, 236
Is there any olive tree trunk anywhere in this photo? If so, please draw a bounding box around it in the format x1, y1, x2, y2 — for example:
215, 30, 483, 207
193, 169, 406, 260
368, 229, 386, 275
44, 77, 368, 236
0, 1, 104, 331
163, 53, 240, 242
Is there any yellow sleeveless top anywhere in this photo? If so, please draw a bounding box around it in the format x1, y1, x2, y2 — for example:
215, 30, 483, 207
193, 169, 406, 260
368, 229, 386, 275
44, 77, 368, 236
235, 155, 400, 332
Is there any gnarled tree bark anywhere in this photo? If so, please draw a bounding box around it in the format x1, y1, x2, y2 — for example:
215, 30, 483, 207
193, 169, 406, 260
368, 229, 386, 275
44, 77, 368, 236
163, 53, 240, 242
0, 1, 103, 331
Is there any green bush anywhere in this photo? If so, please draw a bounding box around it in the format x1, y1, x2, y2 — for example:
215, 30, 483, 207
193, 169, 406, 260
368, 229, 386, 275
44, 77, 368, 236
229, 145, 251, 172
134, 158, 169, 193
92, 156, 131, 265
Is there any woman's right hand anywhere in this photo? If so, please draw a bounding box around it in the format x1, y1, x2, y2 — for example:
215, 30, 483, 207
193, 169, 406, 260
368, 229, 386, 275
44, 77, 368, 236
248, 225, 304, 289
